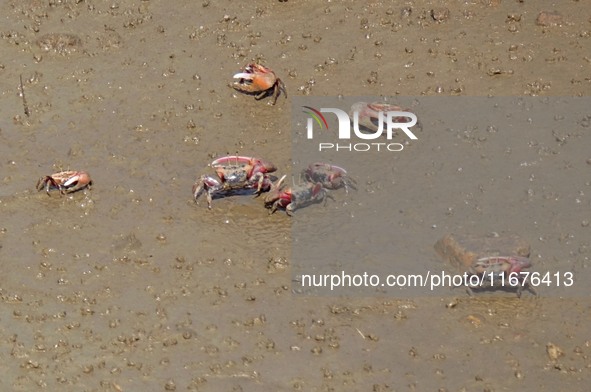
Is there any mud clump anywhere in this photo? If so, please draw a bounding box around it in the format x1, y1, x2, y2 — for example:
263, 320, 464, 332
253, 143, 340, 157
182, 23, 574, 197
535, 11, 564, 27
431, 7, 450, 23
36, 33, 83, 55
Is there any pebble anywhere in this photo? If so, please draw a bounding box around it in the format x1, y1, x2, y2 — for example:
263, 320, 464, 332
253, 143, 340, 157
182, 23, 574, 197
546, 342, 564, 361
431, 8, 450, 23
536, 11, 564, 27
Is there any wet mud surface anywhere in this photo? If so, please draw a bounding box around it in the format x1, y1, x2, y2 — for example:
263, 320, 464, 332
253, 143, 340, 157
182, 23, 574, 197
1, 0, 591, 390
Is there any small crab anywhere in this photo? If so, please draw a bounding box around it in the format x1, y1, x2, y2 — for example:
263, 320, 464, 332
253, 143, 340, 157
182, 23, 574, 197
264, 175, 333, 216
302, 162, 357, 193
36, 170, 92, 195
465, 256, 537, 297
233, 63, 287, 105
192, 155, 277, 208
350, 102, 418, 135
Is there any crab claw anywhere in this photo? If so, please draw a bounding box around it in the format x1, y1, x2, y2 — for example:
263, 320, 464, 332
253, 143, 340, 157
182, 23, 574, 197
212, 155, 260, 167
310, 162, 348, 175
234, 73, 275, 92
271, 174, 287, 190
264, 174, 287, 201
251, 158, 277, 174
233, 72, 255, 80
350, 102, 399, 132
211, 156, 277, 177
63, 172, 88, 188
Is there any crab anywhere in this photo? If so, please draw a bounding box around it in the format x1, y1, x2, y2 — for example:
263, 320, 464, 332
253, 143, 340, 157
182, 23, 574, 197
264, 175, 333, 216
36, 170, 92, 195
302, 162, 357, 193
350, 102, 418, 134
233, 63, 287, 105
192, 155, 277, 208
465, 256, 537, 297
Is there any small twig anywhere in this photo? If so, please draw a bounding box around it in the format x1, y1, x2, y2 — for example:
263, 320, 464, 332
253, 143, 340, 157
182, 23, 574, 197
355, 327, 366, 339
19, 74, 30, 117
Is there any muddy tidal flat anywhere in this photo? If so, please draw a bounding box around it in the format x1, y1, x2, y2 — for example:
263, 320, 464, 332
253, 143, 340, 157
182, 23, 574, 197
1, 1, 591, 391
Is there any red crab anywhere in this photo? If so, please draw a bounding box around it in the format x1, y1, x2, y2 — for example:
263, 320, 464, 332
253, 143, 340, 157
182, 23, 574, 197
465, 256, 537, 297
36, 170, 92, 195
350, 102, 418, 135
302, 162, 357, 193
233, 63, 287, 105
192, 155, 276, 209
264, 175, 332, 216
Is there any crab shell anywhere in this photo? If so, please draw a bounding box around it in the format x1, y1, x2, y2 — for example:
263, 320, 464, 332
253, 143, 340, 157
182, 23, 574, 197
302, 162, 357, 192
470, 256, 532, 275
192, 156, 277, 208
233, 63, 287, 104
211, 155, 277, 181
466, 256, 536, 297
36, 170, 92, 194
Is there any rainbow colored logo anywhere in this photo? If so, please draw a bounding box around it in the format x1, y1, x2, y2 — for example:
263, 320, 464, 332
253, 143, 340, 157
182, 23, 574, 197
302, 106, 329, 130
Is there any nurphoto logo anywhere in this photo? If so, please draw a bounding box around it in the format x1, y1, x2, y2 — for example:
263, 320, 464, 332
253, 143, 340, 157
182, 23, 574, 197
303, 102, 419, 152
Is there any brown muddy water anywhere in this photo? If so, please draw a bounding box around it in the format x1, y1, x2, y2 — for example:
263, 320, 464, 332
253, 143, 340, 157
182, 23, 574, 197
1, 1, 590, 391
